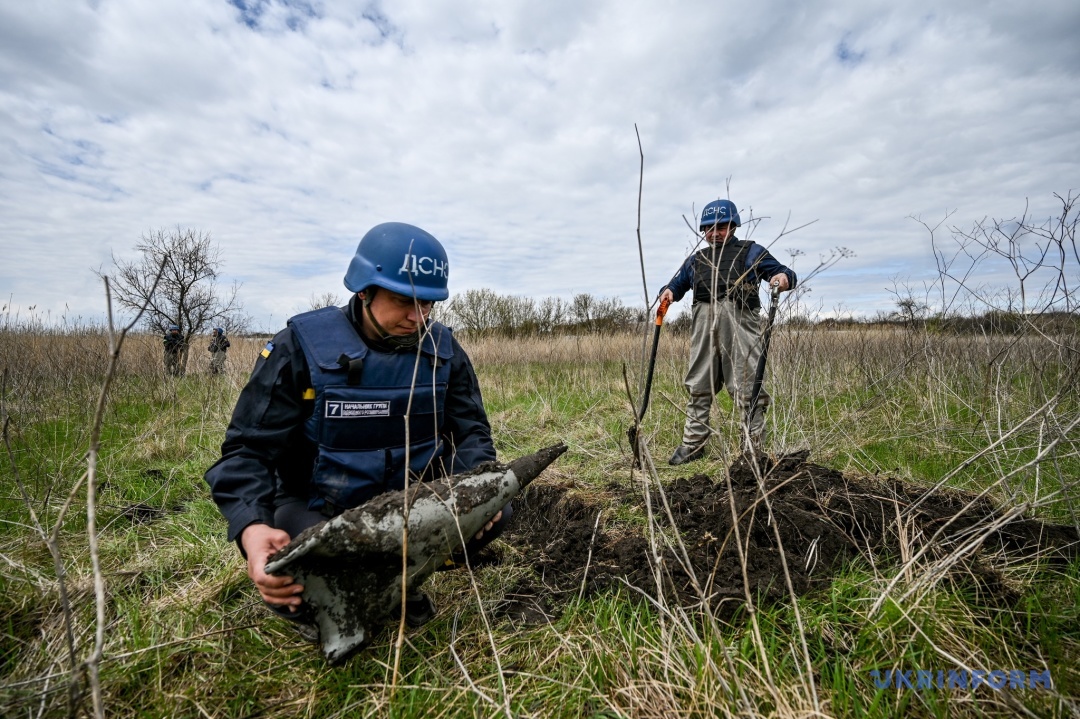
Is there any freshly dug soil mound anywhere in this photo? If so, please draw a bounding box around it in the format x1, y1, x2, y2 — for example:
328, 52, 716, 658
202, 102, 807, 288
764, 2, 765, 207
496, 451, 1078, 623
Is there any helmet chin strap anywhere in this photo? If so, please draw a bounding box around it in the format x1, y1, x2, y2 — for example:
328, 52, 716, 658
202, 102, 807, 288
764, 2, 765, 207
362, 289, 423, 351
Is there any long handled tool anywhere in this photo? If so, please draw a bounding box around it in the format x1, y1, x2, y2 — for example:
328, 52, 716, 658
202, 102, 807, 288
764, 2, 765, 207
746, 284, 782, 436
628, 296, 671, 466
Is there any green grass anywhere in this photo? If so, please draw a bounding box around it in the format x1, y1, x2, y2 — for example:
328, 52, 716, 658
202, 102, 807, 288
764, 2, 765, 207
1, 325, 1078, 717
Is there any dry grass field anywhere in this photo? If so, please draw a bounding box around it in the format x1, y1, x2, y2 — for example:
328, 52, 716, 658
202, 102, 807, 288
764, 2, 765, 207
1, 316, 1078, 718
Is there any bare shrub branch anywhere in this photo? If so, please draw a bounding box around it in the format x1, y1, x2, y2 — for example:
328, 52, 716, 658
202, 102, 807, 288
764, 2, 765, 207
102, 227, 248, 373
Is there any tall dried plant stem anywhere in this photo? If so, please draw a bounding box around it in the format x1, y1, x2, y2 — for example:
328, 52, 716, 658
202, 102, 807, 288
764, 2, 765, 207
652, 463, 753, 711
389, 321, 421, 694
746, 459, 820, 712
633, 124, 649, 310
625, 128, 753, 712
390, 239, 423, 693
719, 466, 779, 698
84, 274, 159, 718
622, 367, 666, 601
388, 265, 513, 718
624, 126, 671, 661
621, 366, 752, 712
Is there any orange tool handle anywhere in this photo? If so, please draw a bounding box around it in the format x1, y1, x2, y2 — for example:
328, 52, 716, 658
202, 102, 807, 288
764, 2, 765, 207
655, 296, 671, 325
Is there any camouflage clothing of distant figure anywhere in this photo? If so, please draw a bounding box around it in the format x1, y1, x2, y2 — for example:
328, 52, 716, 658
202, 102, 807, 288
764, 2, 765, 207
208, 329, 231, 375
163, 327, 186, 377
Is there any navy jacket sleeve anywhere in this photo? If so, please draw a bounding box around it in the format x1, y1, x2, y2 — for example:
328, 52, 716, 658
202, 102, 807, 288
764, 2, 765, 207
745, 243, 798, 289
660, 254, 696, 302
203, 328, 312, 542
441, 335, 497, 473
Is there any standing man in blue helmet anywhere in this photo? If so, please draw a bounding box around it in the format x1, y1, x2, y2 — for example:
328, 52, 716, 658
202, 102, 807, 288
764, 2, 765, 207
659, 199, 797, 464
204, 222, 506, 640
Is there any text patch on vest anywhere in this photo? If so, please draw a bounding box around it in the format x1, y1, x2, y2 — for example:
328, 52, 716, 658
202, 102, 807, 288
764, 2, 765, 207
325, 400, 391, 418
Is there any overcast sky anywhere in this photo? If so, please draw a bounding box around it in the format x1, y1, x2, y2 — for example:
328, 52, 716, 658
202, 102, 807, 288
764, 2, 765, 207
2, 0, 1078, 330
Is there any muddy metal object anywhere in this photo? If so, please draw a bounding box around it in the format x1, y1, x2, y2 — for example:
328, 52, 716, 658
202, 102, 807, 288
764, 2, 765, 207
265, 443, 568, 663
628, 296, 671, 467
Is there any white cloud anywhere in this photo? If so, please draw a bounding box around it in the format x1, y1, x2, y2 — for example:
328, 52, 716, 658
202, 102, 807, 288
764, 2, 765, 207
1, 0, 1077, 329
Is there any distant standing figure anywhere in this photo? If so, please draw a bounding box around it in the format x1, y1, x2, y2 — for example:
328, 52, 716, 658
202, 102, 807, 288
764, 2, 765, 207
163, 324, 186, 377
208, 327, 231, 375
659, 198, 796, 463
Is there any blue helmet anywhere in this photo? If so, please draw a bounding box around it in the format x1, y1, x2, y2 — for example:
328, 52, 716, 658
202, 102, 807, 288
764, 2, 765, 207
343, 222, 450, 301
700, 199, 741, 229
214, 327, 224, 334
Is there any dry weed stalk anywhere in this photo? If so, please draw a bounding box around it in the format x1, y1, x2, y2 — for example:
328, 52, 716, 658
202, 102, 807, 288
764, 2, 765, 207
83, 273, 163, 717
385, 268, 513, 718
2, 371, 82, 714
2, 266, 164, 718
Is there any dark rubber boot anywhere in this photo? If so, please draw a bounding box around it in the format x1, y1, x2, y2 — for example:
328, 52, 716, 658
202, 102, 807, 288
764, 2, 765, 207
668, 444, 706, 466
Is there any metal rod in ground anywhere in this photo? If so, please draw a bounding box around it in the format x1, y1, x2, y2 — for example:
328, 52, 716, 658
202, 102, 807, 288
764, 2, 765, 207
747, 285, 782, 428
629, 297, 671, 465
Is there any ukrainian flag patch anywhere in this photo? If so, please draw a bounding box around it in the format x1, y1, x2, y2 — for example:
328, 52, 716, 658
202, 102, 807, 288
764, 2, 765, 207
260, 341, 274, 359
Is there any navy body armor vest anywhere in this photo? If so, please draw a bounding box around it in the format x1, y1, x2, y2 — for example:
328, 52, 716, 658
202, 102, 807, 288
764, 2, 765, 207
692, 239, 761, 311
288, 307, 455, 512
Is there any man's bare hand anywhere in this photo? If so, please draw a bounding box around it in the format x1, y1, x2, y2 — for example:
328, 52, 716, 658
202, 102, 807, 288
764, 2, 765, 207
474, 510, 502, 541
240, 523, 304, 611
769, 274, 790, 292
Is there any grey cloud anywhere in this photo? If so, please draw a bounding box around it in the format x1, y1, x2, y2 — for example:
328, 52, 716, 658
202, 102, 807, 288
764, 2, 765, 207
0, 0, 1077, 326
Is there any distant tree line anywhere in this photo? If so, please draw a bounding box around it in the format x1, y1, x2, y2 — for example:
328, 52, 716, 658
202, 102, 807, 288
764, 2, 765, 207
437, 287, 1079, 339
436, 289, 647, 337
787, 310, 1079, 335
432, 287, 1080, 339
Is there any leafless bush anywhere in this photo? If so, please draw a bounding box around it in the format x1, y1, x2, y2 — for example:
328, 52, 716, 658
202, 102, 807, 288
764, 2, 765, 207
306, 292, 343, 311
442, 288, 642, 338
103, 227, 249, 374
921, 190, 1078, 317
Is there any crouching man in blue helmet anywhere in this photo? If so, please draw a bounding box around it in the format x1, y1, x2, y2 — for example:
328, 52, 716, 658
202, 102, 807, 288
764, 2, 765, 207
204, 222, 507, 639
659, 199, 797, 464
